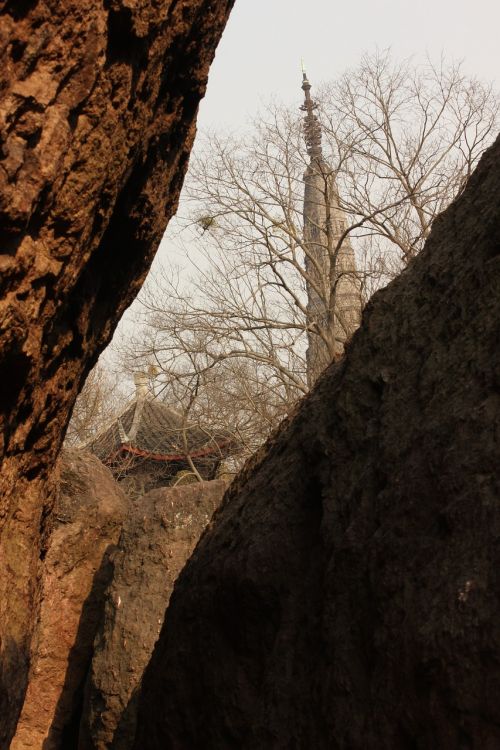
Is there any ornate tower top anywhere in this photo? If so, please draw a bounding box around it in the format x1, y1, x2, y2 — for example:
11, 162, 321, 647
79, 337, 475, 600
300, 71, 322, 161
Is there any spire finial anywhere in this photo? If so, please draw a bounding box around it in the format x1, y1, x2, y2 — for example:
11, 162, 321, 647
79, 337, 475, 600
300, 70, 322, 160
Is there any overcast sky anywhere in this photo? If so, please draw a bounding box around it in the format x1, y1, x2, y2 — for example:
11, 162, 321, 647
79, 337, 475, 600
152, 0, 498, 260
115, 0, 499, 347
198, 0, 499, 130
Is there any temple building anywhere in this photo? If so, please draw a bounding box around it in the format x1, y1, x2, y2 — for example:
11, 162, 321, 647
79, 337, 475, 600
301, 72, 362, 386
87, 373, 235, 496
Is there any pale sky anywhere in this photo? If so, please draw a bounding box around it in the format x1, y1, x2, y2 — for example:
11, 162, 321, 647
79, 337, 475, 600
151, 0, 499, 263
115, 0, 499, 346
198, 0, 500, 131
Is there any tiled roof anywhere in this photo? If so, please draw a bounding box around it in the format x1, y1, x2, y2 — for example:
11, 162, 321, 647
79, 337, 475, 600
88, 397, 233, 463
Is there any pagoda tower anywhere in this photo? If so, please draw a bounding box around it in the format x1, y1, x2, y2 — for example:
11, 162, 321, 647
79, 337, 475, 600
301, 72, 361, 386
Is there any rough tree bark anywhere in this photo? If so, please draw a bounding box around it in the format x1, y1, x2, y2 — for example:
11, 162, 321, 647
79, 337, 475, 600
134, 135, 500, 748
0, 0, 234, 744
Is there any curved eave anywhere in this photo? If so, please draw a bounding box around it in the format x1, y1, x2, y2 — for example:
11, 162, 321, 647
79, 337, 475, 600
104, 439, 234, 466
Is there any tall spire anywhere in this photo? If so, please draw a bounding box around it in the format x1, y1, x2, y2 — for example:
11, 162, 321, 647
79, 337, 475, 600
300, 71, 322, 161
300, 69, 362, 386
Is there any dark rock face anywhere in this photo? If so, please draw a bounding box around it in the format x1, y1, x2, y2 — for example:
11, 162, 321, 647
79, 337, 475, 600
78, 480, 226, 750
10, 450, 127, 750
134, 138, 500, 749
0, 0, 234, 742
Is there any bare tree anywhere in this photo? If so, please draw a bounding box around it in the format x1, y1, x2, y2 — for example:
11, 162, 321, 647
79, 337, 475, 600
120, 314, 297, 467
119, 53, 498, 456
320, 51, 498, 264
65, 362, 122, 446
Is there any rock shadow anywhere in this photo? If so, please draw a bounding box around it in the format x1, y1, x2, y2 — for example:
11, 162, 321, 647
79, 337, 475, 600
42, 544, 116, 750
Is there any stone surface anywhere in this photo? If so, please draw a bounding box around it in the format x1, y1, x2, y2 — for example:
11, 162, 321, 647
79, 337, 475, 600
134, 135, 500, 749
0, 1, 234, 743
10, 450, 127, 750
78, 480, 226, 750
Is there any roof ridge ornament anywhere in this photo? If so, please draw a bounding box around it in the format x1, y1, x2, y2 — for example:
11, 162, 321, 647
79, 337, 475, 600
133, 371, 149, 400
117, 418, 129, 444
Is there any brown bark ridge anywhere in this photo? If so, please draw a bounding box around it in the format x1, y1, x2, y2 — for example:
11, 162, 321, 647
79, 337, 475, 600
78, 480, 226, 750
10, 450, 127, 750
134, 135, 500, 749
0, 0, 234, 744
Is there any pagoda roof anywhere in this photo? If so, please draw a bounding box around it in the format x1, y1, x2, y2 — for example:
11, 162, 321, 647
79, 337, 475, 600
87, 396, 233, 465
